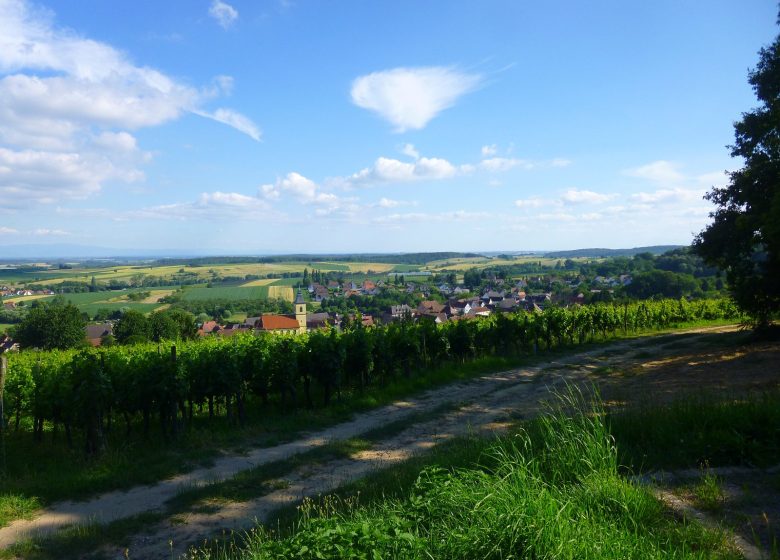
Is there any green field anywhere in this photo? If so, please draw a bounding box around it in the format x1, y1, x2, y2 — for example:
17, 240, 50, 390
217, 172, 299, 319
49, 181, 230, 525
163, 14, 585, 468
180, 285, 271, 301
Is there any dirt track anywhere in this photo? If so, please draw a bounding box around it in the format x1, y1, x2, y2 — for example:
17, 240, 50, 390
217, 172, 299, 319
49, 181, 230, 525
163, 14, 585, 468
3, 324, 778, 558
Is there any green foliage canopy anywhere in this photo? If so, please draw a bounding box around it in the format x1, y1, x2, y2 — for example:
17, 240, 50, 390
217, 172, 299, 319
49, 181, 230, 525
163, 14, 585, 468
695, 22, 780, 325
11, 297, 86, 350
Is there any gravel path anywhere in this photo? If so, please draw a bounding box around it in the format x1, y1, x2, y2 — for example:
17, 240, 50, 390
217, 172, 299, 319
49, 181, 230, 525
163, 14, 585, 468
0, 325, 741, 554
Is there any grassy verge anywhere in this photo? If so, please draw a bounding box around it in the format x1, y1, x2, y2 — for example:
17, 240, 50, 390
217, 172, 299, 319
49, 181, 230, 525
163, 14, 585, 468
0, 319, 742, 529
190, 392, 741, 559
609, 391, 780, 471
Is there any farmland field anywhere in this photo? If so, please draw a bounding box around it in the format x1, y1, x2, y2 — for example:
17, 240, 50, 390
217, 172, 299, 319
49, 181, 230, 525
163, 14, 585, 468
3, 294, 52, 303
267, 285, 294, 301
317, 262, 398, 273
239, 278, 277, 287
179, 285, 271, 301
422, 255, 592, 271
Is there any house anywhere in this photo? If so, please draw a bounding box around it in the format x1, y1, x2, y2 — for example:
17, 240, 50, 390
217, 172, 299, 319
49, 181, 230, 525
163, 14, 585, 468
306, 312, 331, 330
327, 280, 340, 290
255, 314, 301, 332
85, 323, 113, 346
417, 300, 445, 316
495, 298, 519, 312
433, 313, 448, 324
313, 285, 329, 302
387, 304, 414, 321
481, 290, 505, 306
446, 299, 473, 316
2, 302, 15, 311
362, 280, 376, 291
197, 320, 222, 336
244, 316, 261, 328
218, 324, 251, 337
467, 306, 491, 317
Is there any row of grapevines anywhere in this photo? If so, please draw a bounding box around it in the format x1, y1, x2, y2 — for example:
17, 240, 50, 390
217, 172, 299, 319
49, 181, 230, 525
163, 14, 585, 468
3, 298, 740, 454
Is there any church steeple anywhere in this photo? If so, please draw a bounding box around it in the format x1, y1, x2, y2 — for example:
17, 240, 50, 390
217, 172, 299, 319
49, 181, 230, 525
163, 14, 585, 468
294, 289, 307, 332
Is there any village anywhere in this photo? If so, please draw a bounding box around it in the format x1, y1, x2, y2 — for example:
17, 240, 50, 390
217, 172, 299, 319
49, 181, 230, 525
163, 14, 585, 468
0, 269, 639, 350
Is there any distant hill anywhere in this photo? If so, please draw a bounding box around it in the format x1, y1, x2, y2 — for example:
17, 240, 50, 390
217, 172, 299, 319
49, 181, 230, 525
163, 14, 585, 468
153, 252, 482, 267
543, 245, 684, 258
0, 244, 192, 261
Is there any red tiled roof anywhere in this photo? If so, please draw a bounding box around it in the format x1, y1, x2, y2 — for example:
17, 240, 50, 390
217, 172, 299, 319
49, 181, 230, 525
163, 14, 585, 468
257, 314, 300, 331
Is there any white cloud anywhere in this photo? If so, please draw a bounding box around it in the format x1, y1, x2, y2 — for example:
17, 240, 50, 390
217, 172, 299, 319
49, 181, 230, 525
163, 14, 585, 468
0, 226, 19, 234
551, 158, 572, 168
32, 228, 69, 236
209, 0, 238, 29
342, 156, 460, 188
0, 146, 143, 205
193, 108, 262, 141
630, 188, 703, 205
261, 172, 342, 207
350, 66, 482, 132
479, 157, 533, 173
131, 191, 270, 221
0, 0, 259, 206
624, 160, 685, 184
481, 144, 497, 157
374, 210, 489, 225
378, 197, 401, 208
560, 189, 615, 205
400, 143, 419, 160
514, 197, 546, 209
537, 212, 577, 222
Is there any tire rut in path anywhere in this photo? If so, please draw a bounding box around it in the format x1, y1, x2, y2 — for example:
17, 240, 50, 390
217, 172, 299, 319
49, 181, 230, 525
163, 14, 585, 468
114, 371, 572, 559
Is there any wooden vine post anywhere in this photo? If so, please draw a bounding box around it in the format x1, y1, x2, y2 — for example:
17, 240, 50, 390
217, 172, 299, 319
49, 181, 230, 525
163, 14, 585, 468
0, 355, 7, 475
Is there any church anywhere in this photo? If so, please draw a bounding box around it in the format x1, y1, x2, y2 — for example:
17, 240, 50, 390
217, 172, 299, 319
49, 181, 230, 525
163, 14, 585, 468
253, 289, 308, 334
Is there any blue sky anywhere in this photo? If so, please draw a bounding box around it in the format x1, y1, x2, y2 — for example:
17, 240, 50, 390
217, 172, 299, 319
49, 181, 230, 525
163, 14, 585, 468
0, 0, 776, 254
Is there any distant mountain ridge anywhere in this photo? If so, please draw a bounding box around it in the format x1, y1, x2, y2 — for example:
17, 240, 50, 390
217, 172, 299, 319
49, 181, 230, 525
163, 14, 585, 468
543, 245, 684, 258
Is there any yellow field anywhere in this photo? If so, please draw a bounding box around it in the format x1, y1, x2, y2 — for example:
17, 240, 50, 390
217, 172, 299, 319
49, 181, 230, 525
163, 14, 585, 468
4, 294, 53, 302
139, 289, 176, 303
268, 286, 294, 302
240, 278, 278, 287
422, 256, 593, 271
319, 262, 396, 273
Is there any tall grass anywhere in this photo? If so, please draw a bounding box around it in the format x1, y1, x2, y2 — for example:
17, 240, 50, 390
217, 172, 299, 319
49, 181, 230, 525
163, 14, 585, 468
192, 392, 737, 560
610, 391, 780, 471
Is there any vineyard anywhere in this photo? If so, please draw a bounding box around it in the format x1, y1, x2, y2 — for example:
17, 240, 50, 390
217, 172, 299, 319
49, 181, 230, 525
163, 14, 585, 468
2, 299, 740, 455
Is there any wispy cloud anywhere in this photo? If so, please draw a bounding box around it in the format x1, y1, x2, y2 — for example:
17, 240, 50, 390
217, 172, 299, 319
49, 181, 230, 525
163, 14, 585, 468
560, 189, 615, 204
400, 143, 419, 160
624, 160, 685, 184
479, 157, 534, 172
193, 108, 262, 141
350, 66, 482, 132
481, 144, 497, 157
209, 0, 238, 29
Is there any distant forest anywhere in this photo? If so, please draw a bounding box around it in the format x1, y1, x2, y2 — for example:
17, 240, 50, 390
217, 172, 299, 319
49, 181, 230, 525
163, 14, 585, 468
543, 246, 683, 258
151, 252, 482, 267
